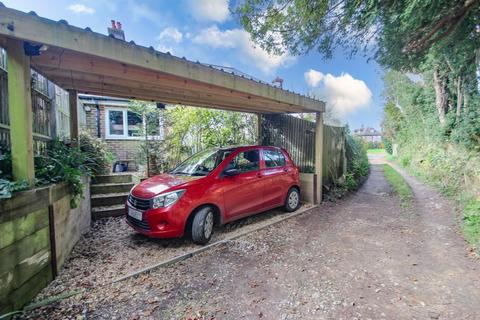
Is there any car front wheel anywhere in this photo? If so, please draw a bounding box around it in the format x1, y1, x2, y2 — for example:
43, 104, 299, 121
191, 206, 215, 245
285, 187, 300, 212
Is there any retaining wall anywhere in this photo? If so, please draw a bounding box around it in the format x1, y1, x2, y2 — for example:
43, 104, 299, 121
0, 177, 90, 314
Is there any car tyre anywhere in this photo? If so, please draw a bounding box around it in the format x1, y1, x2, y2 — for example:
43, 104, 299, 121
191, 206, 215, 245
284, 187, 300, 212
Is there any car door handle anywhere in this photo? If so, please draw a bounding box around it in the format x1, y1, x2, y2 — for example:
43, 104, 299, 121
256, 173, 263, 178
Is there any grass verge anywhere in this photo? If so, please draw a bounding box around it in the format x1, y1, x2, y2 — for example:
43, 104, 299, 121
367, 148, 387, 154
382, 164, 413, 207
461, 199, 480, 252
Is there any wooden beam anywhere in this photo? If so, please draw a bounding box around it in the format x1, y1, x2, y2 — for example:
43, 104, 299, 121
68, 90, 79, 141
31, 51, 308, 113
6, 38, 34, 185
314, 112, 323, 204
43, 74, 289, 114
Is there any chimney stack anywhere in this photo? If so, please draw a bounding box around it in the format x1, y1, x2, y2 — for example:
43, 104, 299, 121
108, 20, 125, 41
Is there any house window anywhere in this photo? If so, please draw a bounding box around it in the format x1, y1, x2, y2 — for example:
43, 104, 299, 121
105, 108, 163, 140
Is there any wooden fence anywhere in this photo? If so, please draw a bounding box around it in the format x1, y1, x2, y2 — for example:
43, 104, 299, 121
0, 48, 71, 153
261, 114, 346, 186
261, 114, 316, 172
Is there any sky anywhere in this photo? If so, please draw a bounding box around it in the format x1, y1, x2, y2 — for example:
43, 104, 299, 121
4, 0, 385, 130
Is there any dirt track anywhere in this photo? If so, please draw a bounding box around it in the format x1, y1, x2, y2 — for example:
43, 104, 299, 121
22, 159, 480, 319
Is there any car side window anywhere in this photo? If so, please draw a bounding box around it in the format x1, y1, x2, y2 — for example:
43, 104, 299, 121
264, 149, 286, 168
276, 150, 286, 166
228, 150, 260, 173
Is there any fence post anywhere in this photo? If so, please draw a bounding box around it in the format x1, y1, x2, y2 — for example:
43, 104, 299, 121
6, 38, 34, 185
314, 112, 324, 204
256, 113, 262, 145
68, 90, 79, 142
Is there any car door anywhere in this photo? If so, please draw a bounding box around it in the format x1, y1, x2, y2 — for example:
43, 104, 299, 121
261, 147, 289, 207
222, 148, 266, 219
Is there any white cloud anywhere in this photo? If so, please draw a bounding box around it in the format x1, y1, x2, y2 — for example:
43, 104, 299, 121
187, 0, 229, 23
67, 3, 95, 14
158, 27, 183, 43
305, 69, 372, 118
192, 25, 294, 73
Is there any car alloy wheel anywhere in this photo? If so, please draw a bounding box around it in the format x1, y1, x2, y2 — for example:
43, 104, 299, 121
288, 189, 299, 209
204, 210, 214, 239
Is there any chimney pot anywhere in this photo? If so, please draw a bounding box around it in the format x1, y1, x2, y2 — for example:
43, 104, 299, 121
111, 20, 116, 29
116, 21, 122, 30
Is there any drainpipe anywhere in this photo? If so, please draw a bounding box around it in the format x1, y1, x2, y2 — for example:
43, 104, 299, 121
96, 104, 100, 138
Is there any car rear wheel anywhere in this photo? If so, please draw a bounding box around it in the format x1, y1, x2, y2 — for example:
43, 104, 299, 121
191, 206, 215, 245
284, 187, 300, 212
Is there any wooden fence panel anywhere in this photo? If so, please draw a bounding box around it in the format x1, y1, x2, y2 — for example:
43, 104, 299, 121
261, 114, 346, 187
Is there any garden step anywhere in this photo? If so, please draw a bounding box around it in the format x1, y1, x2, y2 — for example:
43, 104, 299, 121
91, 182, 134, 195
92, 174, 133, 184
91, 192, 128, 207
91, 205, 125, 220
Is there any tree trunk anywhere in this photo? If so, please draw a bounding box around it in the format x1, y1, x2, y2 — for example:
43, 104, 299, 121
433, 68, 448, 124
455, 76, 463, 123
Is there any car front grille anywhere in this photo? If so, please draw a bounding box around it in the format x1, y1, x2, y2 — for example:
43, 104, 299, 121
126, 215, 150, 230
128, 194, 151, 211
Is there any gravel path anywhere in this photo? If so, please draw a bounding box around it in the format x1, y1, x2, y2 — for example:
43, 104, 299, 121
20, 160, 480, 319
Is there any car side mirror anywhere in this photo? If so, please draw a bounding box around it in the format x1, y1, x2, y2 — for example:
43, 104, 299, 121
223, 168, 240, 177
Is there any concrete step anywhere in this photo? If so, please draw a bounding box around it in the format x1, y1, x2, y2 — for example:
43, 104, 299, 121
92, 205, 125, 220
91, 182, 134, 195
92, 174, 132, 184
91, 192, 128, 207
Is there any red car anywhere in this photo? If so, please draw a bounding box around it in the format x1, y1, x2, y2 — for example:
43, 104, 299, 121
126, 145, 301, 244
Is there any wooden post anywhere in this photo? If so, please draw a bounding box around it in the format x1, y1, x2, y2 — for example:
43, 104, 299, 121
68, 90, 79, 142
6, 38, 34, 185
314, 112, 324, 204
257, 113, 262, 145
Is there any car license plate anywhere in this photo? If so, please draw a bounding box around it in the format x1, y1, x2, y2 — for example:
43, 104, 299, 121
128, 207, 143, 220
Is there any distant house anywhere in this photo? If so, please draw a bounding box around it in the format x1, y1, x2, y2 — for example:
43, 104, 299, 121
353, 126, 382, 143
78, 94, 165, 171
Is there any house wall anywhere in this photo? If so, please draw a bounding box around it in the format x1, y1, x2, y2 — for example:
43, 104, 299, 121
0, 178, 90, 314
84, 104, 142, 171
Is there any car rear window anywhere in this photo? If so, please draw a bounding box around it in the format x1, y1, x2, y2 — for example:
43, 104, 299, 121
264, 149, 286, 168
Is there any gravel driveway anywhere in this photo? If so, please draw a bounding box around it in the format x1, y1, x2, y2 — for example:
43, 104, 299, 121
20, 161, 480, 319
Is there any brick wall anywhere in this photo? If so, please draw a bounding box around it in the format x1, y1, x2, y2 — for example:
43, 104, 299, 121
83, 105, 142, 171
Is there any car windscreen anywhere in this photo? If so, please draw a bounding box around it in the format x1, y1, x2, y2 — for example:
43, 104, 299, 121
170, 148, 234, 176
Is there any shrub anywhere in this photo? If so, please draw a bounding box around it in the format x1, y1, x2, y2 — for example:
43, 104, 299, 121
79, 132, 114, 175
383, 137, 393, 154
345, 134, 370, 190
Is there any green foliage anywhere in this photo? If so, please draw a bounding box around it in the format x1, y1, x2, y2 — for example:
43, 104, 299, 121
35, 140, 89, 207
382, 137, 393, 155
462, 199, 480, 252
237, 0, 479, 71
0, 137, 112, 204
344, 134, 370, 190
0, 179, 28, 199
79, 132, 114, 175
382, 164, 413, 207
161, 106, 256, 169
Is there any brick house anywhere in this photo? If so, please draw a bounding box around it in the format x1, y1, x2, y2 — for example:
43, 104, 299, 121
78, 94, 165, 171
353, 126, 383, 143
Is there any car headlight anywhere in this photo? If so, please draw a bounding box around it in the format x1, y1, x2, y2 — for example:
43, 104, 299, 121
152, 189, 186, 209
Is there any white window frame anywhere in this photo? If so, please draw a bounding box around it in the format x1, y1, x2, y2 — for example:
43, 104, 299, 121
105, 107, 164, 140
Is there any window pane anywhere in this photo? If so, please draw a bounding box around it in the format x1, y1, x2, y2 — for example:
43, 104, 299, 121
127, 111, 143, 137
109, 110, 124, 135
276, 150, 286, 166
264, 149, 278, 168
229, 150, 259, 173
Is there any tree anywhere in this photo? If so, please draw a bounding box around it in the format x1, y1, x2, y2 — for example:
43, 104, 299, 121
237, 0, 480, 125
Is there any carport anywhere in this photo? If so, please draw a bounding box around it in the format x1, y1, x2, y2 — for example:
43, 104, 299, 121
0, 4, 326, 203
